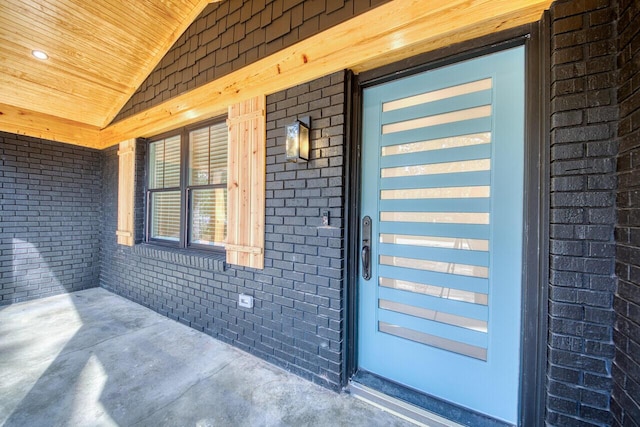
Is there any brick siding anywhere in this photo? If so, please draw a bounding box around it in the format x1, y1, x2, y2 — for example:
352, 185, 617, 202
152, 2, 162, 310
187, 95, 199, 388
2, 0, 640, 422
612, 0, 640, 424
112, 0, 388, 123
100, 71, 348, 390
0, 132, 102, 305
547, 1, 619, 425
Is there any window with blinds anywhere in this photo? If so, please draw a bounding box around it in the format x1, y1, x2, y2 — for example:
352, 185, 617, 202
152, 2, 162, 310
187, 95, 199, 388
147, 118, 228, 250
188, 123, 227, 247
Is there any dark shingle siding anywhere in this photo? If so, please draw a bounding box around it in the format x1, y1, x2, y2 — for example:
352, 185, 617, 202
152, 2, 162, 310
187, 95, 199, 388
112, 0, 389, 123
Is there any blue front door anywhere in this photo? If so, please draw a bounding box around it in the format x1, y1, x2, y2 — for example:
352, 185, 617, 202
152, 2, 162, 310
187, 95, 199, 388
358, 47, 525, 424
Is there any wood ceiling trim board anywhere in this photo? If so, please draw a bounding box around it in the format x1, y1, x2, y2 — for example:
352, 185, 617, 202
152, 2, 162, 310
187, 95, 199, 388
101, 0, 213, 127
100, 0, 551, 148
0, 103, 102, 149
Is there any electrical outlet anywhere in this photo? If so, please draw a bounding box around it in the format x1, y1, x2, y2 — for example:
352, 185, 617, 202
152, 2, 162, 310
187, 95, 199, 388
238, 294, 254, 309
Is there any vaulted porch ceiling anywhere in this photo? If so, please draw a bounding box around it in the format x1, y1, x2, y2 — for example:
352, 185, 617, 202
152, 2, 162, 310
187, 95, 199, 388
0, 0, 553, 149
0, 0, 215, 132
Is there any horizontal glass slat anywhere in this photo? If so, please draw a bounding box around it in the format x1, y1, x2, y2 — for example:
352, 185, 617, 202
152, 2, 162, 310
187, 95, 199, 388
379, 221, 490, 240
381, 117, 492, 147
381, 186, 490, 199
379, 285, 488, 320
381, 159, 491, 180
383, 79, 492, 112
379, 299, 487, 332
379, 322, 487, 361
381, 212, 490, 225
379, 310, 487, 348
382, 90, 493, 126
381, 145, 491, 169
380, 171, 491, 190
379, 265, 489, 294
380, 234, 489, 251
379, 276, 488, 305
378, 243, 489, 267
380, 255, 489, 278
382, 132, 491, 157
382, 106, 491, 135
379, 198, 490, 214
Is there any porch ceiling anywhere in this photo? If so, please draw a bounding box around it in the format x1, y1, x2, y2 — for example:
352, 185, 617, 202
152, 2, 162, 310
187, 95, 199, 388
0, 0, 553, 149
0, 0, 215, 140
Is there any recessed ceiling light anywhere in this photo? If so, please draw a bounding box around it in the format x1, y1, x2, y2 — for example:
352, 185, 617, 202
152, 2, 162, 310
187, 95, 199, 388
32, 50, 49, 60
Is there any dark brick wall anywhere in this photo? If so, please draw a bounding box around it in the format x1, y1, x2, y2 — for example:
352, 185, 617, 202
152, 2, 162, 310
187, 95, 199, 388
100, 71, 347, 390
547, 0, 619, 425
613, 0, 640, 424
0, 132, 102, 305
113, 0, 388, 122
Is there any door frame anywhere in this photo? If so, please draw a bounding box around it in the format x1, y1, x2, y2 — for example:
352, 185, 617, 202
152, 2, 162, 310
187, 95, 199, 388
343, 17, 550, 426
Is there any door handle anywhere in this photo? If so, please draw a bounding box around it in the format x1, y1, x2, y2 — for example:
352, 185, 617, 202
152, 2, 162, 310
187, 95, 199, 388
362, 216, 371, 280
361, 245, 370, 274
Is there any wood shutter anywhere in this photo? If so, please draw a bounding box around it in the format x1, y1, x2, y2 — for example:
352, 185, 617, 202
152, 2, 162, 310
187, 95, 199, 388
116, 139, 136, 246
226, 96, 266, 269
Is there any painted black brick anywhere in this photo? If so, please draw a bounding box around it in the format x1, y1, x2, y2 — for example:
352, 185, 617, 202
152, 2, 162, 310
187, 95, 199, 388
613, 0, 640, 424
100, 71, 347, 390
548, 1, 619, 425
112, 0, 390, 123
0, 132, 102, 305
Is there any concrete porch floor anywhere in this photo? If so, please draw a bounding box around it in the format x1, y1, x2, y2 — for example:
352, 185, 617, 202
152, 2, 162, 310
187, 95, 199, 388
0, 288, 412, 426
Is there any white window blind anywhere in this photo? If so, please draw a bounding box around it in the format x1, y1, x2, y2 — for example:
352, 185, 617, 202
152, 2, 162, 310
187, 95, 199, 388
188, 121, 228, 247
148, 135, 181, 242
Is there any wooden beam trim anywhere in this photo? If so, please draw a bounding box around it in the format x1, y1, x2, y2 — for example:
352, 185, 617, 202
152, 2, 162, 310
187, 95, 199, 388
99, 0, 551, 148
0, 103, 102, 148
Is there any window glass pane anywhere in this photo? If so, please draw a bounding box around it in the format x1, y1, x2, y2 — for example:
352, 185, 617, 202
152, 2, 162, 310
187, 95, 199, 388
148, 141, 163, 189
150, 191, 180, 241
189, 122, 228, 186
163, 135, 181, 188
189, 127, 210, 186
149, 135, 181, 189
209, 122, 228, 185
190, 188, 227, 247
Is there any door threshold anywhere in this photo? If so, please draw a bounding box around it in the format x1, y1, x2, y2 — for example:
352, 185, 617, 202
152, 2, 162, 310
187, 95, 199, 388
349, 371, 514, 427
348, 381, 463, 427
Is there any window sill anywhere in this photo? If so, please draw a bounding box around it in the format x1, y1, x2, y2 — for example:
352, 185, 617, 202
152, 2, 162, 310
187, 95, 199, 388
133, 243, 227, 272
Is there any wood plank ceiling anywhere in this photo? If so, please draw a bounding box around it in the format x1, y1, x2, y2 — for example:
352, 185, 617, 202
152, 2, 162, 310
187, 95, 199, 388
0, 0, 213, 138
0, 0, 553, 149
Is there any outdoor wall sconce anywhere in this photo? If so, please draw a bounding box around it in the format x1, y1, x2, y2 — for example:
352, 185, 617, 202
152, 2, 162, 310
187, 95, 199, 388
285, 117, 310, 162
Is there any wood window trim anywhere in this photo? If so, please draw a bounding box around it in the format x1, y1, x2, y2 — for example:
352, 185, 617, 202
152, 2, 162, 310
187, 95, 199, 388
116, 96, 266, 270
226, 96, 266, 270
117, 139, 136, 246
